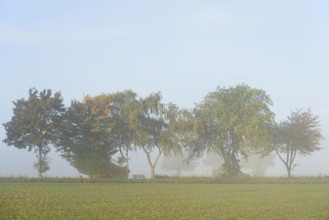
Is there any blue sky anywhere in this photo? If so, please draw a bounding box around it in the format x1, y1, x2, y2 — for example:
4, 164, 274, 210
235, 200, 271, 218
1, 1, 329, 177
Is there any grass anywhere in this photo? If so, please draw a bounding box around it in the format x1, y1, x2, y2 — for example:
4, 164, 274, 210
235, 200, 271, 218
0, 179, 329, 219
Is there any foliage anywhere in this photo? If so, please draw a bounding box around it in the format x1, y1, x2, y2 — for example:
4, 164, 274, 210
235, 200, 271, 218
2, 88, 65, 178
192, 84, 274, 176
271, 109, 322, 177
136, 93, 187, 178
135, 92, 167, 178
58, 94, 125, 178
107, 90, 140, 178
3, 85, 324, 180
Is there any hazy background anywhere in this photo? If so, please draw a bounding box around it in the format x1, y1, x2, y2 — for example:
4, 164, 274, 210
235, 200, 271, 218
1, 0, 328, 177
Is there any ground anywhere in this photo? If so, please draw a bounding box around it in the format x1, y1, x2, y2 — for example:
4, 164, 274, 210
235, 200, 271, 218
0, 178, 328, 219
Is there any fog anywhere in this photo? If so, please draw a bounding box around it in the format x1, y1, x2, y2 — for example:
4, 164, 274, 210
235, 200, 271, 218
1, 144, 328, 178
1, 1, 329, 178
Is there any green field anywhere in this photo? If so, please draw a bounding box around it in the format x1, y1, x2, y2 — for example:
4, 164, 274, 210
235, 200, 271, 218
0, 181, 329, 219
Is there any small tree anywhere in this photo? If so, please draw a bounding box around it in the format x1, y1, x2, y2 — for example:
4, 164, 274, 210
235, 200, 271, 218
272, 109, 322, 177
3, 88, 65, 178
109, 90, 140, 178
136, 93, 182, 178
161, 149, 197, 176
135, 92, 166, 179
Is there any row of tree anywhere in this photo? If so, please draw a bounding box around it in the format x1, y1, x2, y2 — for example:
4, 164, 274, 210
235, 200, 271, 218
2, 84, 322, 178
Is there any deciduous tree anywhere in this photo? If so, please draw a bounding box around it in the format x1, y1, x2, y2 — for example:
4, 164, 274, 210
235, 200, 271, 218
135, 93, 182, 178
108, 90, 140, 178
3, 88, 65, 178
271, 109, 322, 177
192, 84, 274, 176
58, 95, 125, 178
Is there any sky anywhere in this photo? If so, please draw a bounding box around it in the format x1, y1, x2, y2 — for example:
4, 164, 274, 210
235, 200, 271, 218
1, 0, 329, 177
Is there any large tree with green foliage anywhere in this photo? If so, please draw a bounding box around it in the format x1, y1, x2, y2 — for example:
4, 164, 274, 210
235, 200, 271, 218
271, 109, 322, 177
3, 88, 65, 178
192, 84, 274, 176
58, 95, 125, 178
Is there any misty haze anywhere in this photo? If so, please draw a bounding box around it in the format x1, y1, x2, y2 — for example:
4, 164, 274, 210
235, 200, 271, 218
1, 1, 329, 219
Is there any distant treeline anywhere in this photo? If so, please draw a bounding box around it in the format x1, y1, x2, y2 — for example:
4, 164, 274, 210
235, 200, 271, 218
2, 84, 322, 178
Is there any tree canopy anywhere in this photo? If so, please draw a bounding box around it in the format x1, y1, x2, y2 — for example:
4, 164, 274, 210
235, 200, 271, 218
3, 88, 65, 178
57, 95, 125, 178
135, 93, 181, 178
271, 109, 322, 177
192, 84, 274, 176
108, 90, 140, 178
2, 86, 323, 178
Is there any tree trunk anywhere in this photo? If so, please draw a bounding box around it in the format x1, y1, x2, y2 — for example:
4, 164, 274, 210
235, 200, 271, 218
125, 147, 129, 179
143, 147, 162, 179
220, 149, 241, 177
275, 149, 293, 178
286, 165, 292, 177
150, 166, 155, 179
38, 147, 43, 179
